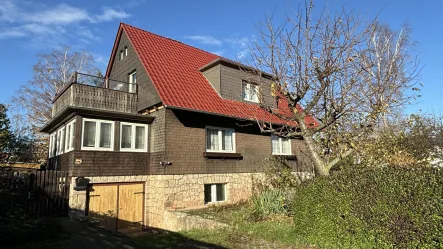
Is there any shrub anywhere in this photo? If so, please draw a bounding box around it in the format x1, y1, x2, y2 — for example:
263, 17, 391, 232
258, 156, 300, 190
250, 188, 291, 220
290, 166, 443, 248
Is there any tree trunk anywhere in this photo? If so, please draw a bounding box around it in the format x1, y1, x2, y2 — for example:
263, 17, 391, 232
303, 134, 330, 176
296, 117, 330, 176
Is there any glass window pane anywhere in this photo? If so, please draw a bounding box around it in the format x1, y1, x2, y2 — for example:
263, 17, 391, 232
281, 138, 290, 154
204, 184, 212, 204
216, 184, 225, 201
66, 125, 70, 150
70, 122, 75, 149
121, 125, 132, 149
99, 123, 112, 148
222, 130, 233, 151
242, 82, 250, 100
206, 129, 219, 151
271, 135, 280, 154
251, 85, 258, 102
83, 121, 96, 147
135, 126, 145, 149
60, 128, 65, 153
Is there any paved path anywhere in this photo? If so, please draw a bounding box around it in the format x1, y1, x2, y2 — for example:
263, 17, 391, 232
49, 219, 137, 249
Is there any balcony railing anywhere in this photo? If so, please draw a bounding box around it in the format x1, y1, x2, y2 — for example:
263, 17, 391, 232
73, 72, 137, 94
52, 72, 138, 117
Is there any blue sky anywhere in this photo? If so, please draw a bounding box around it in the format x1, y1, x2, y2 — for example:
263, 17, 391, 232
0, 0, 442, 114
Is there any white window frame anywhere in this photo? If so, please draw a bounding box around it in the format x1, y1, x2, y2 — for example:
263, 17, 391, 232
129, 71, 136, 93
119, 50, 124, 61
205, 183, 227, 204
124, 46, 128, 56
56, 126, 65, 156
119, 122, 149, 152
205, 126, 236, 153
271, 134, 292, 155
242, 81, 259, 103
81, 118, 114, 151
49, 132, 56, 158
65, 120, 76, 153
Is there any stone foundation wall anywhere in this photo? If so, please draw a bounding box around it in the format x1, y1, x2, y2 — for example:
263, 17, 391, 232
145, 172, 263, 229
68, 172, 313, 231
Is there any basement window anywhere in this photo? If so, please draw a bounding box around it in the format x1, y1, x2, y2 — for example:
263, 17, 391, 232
204, 183, 226, 204
206, 126, 235, 153
242, 81, 259, 103
81, 119, 114, 151
271, 134, 292, 155
120, 122, 148, 152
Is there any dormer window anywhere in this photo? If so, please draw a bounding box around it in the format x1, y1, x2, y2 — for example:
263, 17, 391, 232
242, 81, 259, 103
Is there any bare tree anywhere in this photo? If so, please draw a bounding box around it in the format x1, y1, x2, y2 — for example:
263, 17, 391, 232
12, 46, 99, 127
247, 2, 421, 176
10, 47, 99, 162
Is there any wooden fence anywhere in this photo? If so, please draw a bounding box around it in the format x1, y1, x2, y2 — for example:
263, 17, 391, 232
0, 168, 70, 217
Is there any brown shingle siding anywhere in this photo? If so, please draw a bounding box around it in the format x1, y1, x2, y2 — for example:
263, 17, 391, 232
219, 64, 274, 107
161, 109, 312, 175
108, 31, 161, 111
148, 109, 166, 174
202, 64, 221, 93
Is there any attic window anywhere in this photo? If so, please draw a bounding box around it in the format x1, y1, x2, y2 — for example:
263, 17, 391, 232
124, 46, 128, 56
119, 50, 124, 61
242, 81, 259, 103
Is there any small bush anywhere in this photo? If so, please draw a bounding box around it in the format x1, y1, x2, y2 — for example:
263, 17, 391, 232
255, 156, 300, 191
251, 188, 290, 220
290, 166, 443, 248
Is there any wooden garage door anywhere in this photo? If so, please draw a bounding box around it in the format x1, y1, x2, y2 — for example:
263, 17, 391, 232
118, 183, 144, 231
88, 183, 144, 231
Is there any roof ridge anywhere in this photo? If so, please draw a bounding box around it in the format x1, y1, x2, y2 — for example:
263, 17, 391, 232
121, 22, 221, 59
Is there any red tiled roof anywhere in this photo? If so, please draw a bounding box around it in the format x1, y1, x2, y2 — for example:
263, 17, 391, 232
119, 23, 317, 127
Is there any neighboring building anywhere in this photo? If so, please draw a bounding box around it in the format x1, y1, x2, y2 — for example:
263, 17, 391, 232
40, 23, 316, 231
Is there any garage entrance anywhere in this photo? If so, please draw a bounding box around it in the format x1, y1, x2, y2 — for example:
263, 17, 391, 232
87, 182, 144, 231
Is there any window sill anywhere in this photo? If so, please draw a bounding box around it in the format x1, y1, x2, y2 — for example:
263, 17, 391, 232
203, 152, 243, 159
273, 154, 297, 160
242, 99, 259, 104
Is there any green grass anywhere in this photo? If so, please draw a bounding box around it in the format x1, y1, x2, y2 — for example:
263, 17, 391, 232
135, 166, 443, 249
135, 203, 314, 249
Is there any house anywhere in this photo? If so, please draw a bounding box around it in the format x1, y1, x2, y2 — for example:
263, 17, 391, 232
40, 23, 315, 231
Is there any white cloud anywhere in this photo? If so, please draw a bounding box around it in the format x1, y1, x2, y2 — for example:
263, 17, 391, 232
92, 8, 130, 23
0, 1, 129, 44
226, 36, 252, 59
236, 49, 249, 59
24, 4, 89, 25
184, 35, 222, 46
211, 51, 225, 56
225, 37, 250, 48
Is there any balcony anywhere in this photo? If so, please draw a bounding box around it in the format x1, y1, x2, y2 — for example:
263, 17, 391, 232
52, 72, 138, 117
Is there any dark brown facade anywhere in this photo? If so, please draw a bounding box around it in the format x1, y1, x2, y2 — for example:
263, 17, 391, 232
108, 31, 161, 111
160, 109, 313, 175
47, 114, 151, 177
201, 60, 275, 107
46, 29, 314, 178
